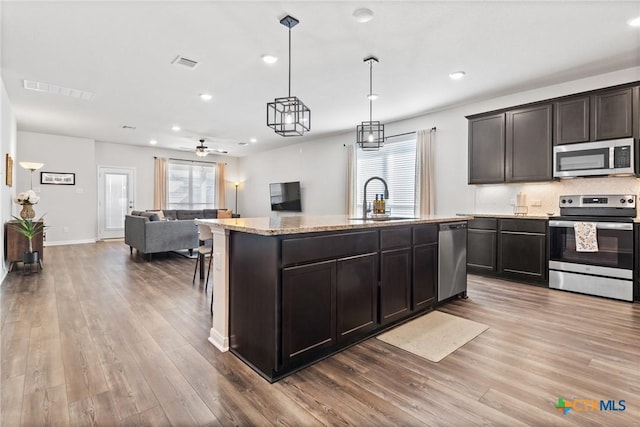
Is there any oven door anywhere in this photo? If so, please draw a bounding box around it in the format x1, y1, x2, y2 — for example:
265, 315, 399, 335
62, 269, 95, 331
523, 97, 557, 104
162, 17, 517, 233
549, 220, 633, 271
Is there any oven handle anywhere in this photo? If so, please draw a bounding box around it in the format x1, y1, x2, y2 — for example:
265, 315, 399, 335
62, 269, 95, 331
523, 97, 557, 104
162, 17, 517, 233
549, 220, 633, 231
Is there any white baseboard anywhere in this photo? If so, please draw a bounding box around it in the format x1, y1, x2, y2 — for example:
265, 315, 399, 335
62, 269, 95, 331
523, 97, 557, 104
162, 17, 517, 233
44, 239, 97, 247
208, 328, 229, 352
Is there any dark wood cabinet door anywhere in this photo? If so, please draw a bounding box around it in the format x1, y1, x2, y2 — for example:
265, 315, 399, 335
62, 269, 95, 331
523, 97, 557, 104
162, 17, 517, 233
499, 232, 546, 280
506, 104, 553, 182
555, 96, 590, 145
413, 243, 437, 311
467, 229, 497, 272
380, 248, 411, 324
336, 253, 378, 343
282, 260, 336, 365
468, 113, 505, 184
592, 88, 633, 140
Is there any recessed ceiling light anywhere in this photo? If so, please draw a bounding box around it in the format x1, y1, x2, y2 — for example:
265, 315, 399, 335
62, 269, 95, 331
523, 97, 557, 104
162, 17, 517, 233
628, 16, 640, 27
238, 142, 248, 146
122, 125, 136, 130
449, 71, 466, 80
149, 139, 158, 145
261, 54, 278, 64
215, 149, 228, 154
249, 138, 257, 143
353, 8, 374, 23
199, 93, 212, 101
367, 93, 379, 101
171, 125, 181, 131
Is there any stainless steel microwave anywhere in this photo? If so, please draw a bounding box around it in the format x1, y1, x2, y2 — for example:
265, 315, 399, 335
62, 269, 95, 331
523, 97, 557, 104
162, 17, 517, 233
553, 138, 635, 178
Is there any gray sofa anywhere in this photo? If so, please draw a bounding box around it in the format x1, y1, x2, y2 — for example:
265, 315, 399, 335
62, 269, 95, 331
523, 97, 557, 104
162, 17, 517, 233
124, 209, 229, 260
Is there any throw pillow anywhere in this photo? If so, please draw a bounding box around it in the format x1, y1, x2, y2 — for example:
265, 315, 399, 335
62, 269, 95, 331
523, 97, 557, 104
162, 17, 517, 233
140, 212, 161, 221
147, 210, 165, 219
217, 209, 232, 219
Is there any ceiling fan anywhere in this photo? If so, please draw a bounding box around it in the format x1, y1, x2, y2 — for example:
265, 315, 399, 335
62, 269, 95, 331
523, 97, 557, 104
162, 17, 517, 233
178, 138, 228, 156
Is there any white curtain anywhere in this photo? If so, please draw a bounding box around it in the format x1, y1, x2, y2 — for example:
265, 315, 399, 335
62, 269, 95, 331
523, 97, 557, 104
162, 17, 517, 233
215, 162, 226, 209
153, 157, 167, 210
415, 128, 435, 216
346, 144, 357, 216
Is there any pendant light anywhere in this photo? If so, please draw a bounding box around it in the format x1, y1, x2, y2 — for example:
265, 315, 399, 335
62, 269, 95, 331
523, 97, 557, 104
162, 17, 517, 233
266, 15, 311, 137
356, 56, 384, 151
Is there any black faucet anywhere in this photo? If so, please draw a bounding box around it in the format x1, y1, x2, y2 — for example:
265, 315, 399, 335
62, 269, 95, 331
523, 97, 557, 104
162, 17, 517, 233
363, 176, 389, 219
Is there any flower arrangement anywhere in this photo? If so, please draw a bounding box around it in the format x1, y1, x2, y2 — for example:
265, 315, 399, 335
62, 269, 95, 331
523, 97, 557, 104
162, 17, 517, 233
15, 190, 40, 206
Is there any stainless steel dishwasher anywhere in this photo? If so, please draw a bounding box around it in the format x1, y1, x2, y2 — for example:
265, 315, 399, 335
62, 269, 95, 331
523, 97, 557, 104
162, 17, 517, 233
438, 222, 468, 301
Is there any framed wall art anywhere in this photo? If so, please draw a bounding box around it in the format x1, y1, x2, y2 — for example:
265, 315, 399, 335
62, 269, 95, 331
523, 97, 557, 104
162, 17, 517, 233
41, 171, 75, 185
5, 154, 13, 187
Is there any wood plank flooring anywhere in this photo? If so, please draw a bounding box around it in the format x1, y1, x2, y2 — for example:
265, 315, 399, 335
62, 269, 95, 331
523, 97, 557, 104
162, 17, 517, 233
1, 241, 639, 426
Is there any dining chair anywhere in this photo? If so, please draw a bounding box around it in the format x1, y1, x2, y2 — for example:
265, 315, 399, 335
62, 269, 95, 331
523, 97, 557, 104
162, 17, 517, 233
192, 223, 214, 290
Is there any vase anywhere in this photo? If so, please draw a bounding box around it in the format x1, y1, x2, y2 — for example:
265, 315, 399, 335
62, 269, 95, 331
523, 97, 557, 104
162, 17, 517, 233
20, 203, 35, 220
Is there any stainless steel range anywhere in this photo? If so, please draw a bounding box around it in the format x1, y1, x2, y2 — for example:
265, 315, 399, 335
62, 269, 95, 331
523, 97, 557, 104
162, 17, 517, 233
548, 194, 635, 301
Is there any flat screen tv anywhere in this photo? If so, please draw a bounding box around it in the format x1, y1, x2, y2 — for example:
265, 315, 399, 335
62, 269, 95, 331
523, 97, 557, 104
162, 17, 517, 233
270, 181, 302, 212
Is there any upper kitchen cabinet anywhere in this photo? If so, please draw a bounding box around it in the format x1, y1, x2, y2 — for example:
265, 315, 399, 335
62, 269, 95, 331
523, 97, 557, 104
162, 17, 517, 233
592, 87, 633, 141
555, 96, 590, 144
468, 113, 505, 184
555, 86, 636, 145
468, 104, 552, 184
505, 104, 553, 182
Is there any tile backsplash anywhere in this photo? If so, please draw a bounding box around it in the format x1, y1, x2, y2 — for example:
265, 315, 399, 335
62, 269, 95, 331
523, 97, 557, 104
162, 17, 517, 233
473, 177, 640, 217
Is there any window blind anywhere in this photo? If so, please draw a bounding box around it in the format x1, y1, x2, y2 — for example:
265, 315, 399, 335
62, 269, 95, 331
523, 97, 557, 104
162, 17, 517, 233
356, 135, 417, 217
167, 160, 216, 209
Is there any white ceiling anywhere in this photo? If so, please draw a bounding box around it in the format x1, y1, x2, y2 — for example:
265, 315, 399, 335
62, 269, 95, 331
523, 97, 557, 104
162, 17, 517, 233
2, 1, 640, 157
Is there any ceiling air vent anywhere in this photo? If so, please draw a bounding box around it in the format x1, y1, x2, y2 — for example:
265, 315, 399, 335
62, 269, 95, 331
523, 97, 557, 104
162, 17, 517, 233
171, 55, 199, 70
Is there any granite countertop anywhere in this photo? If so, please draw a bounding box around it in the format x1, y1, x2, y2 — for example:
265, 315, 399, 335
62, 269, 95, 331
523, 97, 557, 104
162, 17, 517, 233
458, 213, 551, 220
196, 214, 472, 236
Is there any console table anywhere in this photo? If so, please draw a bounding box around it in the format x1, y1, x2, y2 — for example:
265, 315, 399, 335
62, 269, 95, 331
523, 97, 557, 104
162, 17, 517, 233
4, 220, 44, 272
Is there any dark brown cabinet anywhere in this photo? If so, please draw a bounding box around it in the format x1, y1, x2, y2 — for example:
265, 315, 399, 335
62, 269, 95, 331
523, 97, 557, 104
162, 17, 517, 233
230, 224, 443, 382
505, 104, 553, 182
412, 224, 438, 310
469, 82, 640, 183
5, 221, 45, 271
467, 218, 547, 285
467, 218, 498, 273
413, 244, 437, 309
468, 104, 552, 184
380, 248, 411, 324
379, 227, 412, 324
555, 96, 590, 144
498, 219, 547, 283
592, 87, 634, 141
336, 253, 378, 343
282, 261, 336, 365
468, 113, 505, 184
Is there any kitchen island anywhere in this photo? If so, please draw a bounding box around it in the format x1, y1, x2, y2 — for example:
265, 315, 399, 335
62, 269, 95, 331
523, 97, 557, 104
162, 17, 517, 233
196, 214, 471, 381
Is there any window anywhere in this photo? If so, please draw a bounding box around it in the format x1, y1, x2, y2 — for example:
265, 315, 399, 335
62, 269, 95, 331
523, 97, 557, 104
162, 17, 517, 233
167, 160, 216, 209
356, 135, 416, 217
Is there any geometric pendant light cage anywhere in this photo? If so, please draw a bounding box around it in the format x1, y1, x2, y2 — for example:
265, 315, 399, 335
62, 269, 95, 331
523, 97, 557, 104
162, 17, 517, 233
356, 56, 384, 151
267, 15, 311, 137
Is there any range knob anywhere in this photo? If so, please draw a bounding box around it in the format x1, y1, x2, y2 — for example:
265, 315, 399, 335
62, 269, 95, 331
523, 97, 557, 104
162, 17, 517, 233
561, 199, 566, 204
629, 198, 634, 204
568, 199, 573, 204
620, 198, 626, 204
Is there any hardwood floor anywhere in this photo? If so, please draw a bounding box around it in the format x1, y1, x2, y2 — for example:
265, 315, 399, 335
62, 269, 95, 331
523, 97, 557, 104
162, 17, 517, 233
2, 241, 639, 426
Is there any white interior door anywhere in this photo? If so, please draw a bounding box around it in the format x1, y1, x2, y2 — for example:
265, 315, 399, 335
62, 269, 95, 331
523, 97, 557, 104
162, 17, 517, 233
98, 166, 136, 240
